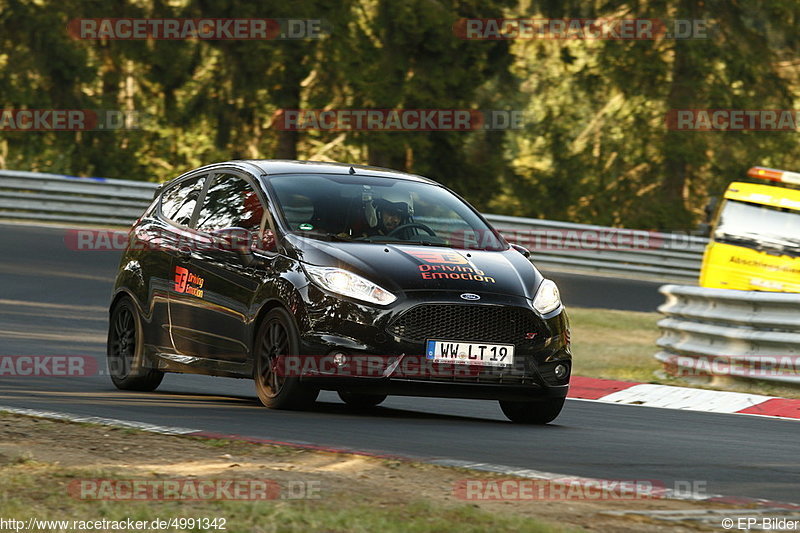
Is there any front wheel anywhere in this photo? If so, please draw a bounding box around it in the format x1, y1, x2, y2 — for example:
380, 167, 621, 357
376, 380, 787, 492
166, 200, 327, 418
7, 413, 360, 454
107, 297, 164, 391
499, 398, 565, 424
254, 308, 318, 410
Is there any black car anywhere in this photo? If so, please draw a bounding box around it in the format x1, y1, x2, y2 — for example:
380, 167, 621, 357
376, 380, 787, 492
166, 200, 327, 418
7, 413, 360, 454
108, 160, 571, 423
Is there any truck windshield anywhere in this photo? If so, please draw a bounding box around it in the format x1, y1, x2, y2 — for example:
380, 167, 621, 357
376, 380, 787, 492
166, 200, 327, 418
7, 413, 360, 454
714, 200, 800, 252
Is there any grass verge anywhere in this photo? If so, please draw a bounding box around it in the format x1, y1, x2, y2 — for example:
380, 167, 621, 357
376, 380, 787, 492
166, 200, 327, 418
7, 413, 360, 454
569, 306, 800, 399
0, 413, 724, 533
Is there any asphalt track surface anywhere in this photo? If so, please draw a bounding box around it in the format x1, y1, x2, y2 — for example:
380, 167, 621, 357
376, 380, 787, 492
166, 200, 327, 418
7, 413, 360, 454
1, 223, 798, 503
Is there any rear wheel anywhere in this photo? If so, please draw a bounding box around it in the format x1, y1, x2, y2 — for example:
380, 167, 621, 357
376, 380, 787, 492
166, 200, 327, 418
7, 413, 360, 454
254, 308, 318, 410
107, 297, 164, 391
338, 391, 387, 409
499, 398, 565, 424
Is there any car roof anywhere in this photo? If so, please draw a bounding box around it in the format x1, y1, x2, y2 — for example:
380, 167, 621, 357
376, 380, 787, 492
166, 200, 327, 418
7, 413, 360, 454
224, 159, 436, 184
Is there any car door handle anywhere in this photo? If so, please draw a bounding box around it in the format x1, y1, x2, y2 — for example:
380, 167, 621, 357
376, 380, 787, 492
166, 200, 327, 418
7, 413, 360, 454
177, 246, 193, 259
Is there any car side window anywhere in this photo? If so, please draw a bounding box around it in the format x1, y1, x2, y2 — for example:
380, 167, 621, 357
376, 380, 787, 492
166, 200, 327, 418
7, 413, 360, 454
160, 175, 206, 226
196, 174, 265, 233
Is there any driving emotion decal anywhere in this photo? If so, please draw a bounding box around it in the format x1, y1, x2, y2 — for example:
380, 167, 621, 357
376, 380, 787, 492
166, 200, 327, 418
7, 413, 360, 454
404, 250, 496, 284
174, 266, 205, 298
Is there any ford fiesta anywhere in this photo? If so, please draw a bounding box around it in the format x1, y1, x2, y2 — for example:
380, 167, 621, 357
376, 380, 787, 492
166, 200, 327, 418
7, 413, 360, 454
108, 160, 571, 423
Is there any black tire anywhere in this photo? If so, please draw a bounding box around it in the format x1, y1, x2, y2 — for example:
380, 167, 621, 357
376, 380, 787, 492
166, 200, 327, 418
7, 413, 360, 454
499, 398, 565, 424
254, 308, 319, 410
107, 297, 164, 391
338, 391, 387, 409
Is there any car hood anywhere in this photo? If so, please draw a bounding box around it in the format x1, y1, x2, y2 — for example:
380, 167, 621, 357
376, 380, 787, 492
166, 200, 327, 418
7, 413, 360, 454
285, 235, 542, 299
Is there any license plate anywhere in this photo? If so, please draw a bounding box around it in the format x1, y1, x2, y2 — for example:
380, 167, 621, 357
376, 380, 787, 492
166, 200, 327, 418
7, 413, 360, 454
425, 340, 514, 367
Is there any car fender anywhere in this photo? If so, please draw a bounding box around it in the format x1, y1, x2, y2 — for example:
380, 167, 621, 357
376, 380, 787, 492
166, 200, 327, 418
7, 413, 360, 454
248, 262, 312, 351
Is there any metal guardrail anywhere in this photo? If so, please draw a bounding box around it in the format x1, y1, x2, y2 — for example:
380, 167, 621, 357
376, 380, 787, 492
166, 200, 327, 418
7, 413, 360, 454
0, 169, 705, 281
484, 214, 706, 281
0, 169, 155, 226
655, 284, 800, 385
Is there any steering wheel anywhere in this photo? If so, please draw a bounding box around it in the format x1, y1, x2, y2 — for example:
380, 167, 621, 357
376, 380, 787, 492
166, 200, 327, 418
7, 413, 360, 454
387, 223, 437, 238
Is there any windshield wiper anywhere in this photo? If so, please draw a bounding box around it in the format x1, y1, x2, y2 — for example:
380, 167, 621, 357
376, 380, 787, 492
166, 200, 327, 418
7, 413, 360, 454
716, 231, 800, 257
361, 238, 443, 246
757, 234, 800, 248
294, 232, 352, 242
397, 240, 438, 246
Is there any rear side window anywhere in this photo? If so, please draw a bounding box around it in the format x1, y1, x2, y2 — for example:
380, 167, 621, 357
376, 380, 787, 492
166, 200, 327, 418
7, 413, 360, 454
160, 175, 206, 226
196, 174, 265, 233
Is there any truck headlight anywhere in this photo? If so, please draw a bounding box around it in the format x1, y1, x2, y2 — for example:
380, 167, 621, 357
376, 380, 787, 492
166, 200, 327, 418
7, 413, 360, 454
532, 279, 561, 314
304, 265, 396, 305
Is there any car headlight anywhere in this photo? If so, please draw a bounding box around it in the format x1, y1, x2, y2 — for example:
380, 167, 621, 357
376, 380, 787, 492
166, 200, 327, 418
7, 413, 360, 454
532, 279, 561, 314
304, 265, 396, 305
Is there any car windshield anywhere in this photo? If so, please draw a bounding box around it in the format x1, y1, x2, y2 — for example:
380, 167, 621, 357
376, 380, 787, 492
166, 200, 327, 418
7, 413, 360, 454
268, 174, 506, 251
714, 200, 800, 253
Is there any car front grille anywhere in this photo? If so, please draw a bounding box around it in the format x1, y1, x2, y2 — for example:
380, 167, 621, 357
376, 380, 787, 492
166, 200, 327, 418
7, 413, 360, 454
387, 304, 542, 344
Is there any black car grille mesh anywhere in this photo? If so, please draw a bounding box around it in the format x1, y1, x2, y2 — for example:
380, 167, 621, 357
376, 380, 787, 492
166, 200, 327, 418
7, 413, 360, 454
387, 304, 541, 344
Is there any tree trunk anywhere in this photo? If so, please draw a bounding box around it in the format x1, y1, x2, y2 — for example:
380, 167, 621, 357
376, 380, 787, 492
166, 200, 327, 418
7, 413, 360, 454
661, 0, 701, 229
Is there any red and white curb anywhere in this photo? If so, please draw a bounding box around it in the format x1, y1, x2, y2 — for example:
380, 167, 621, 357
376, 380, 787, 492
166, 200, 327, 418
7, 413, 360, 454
2, 404, 799, 511
568, 376, 800, 420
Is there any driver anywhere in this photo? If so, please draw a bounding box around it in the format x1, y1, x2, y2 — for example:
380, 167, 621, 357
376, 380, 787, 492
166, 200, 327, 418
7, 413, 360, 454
366, 199, 410, 236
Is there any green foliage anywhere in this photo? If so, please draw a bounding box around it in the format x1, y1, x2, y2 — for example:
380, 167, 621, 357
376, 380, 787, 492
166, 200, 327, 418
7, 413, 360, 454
1, 0, 798, 229
507, 0, 800, 229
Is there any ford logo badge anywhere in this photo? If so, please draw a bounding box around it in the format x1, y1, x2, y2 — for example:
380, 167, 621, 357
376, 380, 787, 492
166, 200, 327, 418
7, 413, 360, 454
460, 293, 481, 301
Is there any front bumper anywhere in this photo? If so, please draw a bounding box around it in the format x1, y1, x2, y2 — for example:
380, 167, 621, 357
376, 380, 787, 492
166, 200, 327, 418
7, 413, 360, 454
304, 375, 568, 401
296, 287, 571, 401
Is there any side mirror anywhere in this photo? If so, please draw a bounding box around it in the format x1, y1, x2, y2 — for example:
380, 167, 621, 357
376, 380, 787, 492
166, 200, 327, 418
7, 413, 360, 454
511, 243, 531, 258
259, 228, 278, 253
210, 227, 260, 266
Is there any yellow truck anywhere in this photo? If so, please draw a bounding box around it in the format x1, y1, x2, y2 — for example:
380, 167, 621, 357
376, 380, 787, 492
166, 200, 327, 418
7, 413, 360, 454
699, 166, 800, 292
